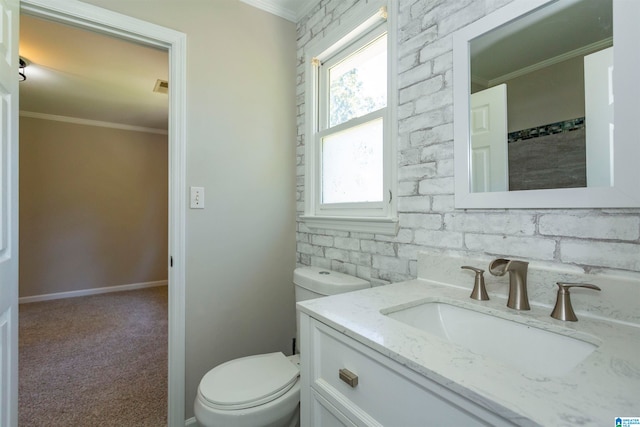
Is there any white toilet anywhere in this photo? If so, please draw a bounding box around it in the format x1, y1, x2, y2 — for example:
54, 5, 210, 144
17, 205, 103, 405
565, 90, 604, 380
194, 267, 370, 427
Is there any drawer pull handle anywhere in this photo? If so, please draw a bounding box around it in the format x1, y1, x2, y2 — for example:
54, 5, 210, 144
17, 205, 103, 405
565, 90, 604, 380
339, 368, 358, 388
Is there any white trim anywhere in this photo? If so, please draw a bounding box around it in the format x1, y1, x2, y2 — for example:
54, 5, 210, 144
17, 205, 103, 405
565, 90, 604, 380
19, 111, 168, 135
303, 0, 398, 232
239, 0, 318, 22
18, 280, 167, 304
312, 7, 387, 63
301, 215, 398, 235
317, 27, 388, 131
387, 0, 399, 223
239, 0, 296, 22
19, 1, 187, 425
167, 27, 188, 427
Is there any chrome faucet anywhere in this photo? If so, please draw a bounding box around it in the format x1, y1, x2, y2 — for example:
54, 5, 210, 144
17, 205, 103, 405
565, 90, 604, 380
489, 258, 530, 310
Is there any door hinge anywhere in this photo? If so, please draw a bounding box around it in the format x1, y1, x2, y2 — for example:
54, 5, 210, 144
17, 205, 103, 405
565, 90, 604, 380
170, 256, 173, 267
389, 190, 393, 204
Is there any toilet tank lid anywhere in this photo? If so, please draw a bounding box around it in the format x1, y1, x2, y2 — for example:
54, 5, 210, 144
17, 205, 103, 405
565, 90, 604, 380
293, 267, 370, 295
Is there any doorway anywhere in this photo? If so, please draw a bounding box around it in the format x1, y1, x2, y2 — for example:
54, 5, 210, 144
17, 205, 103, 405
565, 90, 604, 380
18, 1, 186, 424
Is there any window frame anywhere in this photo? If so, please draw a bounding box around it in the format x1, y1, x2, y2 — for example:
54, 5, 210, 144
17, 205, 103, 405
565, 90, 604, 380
302, 0, 398, 235
319, 27, 387, 131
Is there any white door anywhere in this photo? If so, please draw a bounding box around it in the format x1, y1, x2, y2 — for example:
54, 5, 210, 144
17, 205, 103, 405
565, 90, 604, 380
470, 84, 508, 192
584, 47, 613, 188
0, 0, 19, 425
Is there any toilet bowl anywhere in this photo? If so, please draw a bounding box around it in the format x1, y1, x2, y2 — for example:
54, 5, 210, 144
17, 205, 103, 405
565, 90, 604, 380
194, 353, 301, 427
194, 267, 370, 427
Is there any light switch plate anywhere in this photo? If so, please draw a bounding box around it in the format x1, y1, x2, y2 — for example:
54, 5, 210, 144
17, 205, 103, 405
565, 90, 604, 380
190, 186, 205, 209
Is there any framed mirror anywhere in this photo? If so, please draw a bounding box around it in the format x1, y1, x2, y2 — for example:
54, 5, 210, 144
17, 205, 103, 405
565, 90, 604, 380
453, 0, 640, 208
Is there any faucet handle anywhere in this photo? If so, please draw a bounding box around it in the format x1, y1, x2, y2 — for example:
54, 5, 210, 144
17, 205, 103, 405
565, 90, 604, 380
461, 266, 489, 301
550, 282, 601, 321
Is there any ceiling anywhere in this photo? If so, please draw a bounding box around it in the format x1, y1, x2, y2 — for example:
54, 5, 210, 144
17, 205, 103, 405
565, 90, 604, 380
19, 14, 169, 131
471, 0, 612, 85
18, 1, 314, 132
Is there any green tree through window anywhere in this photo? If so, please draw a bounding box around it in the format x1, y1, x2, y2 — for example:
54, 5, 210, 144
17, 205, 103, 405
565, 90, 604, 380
329, 68, 385, 127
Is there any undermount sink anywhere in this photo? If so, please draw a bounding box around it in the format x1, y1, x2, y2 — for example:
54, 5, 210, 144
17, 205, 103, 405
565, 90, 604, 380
382, 300, 598, 377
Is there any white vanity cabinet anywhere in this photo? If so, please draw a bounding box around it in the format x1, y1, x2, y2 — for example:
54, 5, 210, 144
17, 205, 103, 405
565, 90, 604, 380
299, 313, 514, 427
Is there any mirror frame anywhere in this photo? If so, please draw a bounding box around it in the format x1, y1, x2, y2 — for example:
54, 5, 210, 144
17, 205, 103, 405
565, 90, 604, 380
453, 0, 640, 208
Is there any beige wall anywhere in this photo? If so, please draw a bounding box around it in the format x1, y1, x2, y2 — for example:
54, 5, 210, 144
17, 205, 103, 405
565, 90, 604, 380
20, 117, 168, 298
77, 0, 298, 419
472, 56, 586, 132
506, 55, 585, 132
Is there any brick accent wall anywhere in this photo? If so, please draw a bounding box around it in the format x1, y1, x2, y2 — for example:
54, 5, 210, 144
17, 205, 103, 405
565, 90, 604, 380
295, 0, 640, 286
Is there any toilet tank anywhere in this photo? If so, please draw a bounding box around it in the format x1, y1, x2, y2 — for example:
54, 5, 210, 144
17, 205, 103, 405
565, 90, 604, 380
293, 266, 370, 303
293, 267, 370, 353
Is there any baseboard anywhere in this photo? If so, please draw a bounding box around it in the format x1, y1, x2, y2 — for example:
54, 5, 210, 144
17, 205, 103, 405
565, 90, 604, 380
185, 417, 198, 426
19, 280, 168, 304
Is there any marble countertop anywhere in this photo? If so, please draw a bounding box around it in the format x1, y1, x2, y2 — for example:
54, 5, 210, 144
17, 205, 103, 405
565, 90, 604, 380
297, 279, 640, 426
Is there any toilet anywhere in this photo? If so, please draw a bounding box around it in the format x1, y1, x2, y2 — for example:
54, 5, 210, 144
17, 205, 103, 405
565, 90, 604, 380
194, 267, 370, 427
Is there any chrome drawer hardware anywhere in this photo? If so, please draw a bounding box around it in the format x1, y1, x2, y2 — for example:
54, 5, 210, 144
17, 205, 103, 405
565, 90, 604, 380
338, 368, 358, 388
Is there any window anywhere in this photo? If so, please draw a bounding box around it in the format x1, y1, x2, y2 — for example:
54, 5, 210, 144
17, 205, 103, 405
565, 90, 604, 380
303, 2, 397, 235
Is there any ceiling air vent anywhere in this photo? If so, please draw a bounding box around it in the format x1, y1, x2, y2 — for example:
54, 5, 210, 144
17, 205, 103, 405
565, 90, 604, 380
153, 79, 169, 94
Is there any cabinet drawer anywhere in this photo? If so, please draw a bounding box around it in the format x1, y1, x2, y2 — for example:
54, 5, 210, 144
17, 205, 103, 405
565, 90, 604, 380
309, 319, 512, 427
310, 389, 357, 427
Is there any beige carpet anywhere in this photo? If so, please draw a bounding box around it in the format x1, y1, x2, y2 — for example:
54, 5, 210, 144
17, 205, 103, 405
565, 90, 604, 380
19, 286, 168, 426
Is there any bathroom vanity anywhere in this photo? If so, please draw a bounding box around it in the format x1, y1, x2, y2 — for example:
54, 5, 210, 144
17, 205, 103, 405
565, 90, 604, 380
296, 0, 640, 423
297, 252, 640, 426
300, 313, 514, 426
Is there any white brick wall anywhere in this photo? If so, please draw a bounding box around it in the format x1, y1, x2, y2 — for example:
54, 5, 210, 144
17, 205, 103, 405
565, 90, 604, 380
295, 0, 640, 285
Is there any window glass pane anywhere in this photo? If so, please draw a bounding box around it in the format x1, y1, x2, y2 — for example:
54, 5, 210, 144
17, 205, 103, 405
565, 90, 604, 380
322, 118, 383, 204
329, 34, 387, 128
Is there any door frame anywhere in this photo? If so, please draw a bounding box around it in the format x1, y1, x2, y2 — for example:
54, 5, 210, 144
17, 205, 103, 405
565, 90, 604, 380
19, 0, 187, 425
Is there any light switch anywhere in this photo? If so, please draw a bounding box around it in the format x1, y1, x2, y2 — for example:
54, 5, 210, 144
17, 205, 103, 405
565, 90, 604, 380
190, 186, 205, 209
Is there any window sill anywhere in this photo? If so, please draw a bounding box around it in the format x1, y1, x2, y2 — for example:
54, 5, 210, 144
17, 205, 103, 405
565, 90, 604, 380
300, 215, 399, 235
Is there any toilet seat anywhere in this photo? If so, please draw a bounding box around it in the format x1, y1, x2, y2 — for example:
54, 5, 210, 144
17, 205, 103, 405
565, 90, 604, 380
199, 352, 299, 410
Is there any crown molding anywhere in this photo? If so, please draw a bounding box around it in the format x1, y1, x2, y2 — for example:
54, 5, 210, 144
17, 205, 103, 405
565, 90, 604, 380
20, 111, 168, 135
240, 0, 319, 22
486, 37, 613, 87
